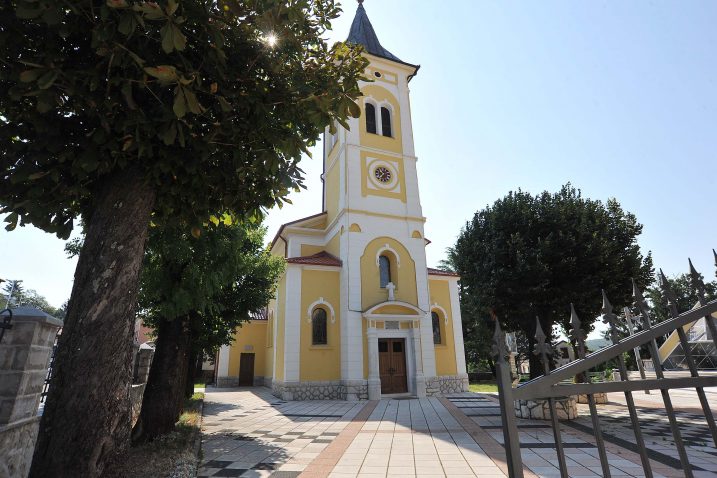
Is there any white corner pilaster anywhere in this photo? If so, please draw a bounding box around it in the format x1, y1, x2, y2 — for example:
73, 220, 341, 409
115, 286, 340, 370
284, 266, 302, 381
217, 344, 230, 380
411, 324, 426, 397
449, 279, 467, 375
367, 323, 381, 400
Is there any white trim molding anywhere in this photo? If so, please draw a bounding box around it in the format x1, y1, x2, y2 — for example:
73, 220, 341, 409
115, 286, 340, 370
307, 297, 336, 324
431, 303, 449, 325
375, 244, 401, 268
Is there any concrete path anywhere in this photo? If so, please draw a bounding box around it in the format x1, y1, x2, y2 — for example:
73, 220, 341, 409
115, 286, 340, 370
199, 387, 717, 477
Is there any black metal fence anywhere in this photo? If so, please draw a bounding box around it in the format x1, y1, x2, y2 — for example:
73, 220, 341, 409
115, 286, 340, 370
40, 332, 59, 403
493, 258, 717, 478
0, 308, 12, 344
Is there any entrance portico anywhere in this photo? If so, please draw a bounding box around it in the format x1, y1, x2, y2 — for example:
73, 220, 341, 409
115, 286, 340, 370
364, 301, 427, 400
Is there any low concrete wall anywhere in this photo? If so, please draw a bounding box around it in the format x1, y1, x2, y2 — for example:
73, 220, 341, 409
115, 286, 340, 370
130, 383, 146, 427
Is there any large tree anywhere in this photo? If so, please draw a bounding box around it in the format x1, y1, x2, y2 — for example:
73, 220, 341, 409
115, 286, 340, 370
134, 220, 283, 440
1, 0, 366, 475
453, 185, 654, 377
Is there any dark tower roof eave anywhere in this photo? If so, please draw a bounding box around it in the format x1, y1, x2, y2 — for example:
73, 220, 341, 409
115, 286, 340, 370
346, 3, 418, 73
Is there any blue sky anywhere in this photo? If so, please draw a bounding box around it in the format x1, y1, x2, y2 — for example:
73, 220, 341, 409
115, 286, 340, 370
2, 1, 716, 314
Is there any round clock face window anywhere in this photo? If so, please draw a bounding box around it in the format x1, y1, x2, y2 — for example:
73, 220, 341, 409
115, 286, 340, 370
374, 166, 392, 183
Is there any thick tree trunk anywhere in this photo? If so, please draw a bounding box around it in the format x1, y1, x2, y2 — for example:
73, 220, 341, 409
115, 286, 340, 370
134, 316, 191, 441
185, 344, 198, 398
30, 167, 155, 478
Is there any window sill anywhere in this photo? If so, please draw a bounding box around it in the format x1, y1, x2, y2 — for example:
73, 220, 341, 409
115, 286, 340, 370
309, 345, 334, 351
434, 343, 447, 348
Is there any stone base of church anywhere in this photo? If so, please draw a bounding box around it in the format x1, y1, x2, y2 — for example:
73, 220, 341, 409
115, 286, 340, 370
425, 374, 470, 396
272, 380, 369, 401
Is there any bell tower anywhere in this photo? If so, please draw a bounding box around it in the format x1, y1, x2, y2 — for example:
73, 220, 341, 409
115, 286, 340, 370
322, 0, 423, 225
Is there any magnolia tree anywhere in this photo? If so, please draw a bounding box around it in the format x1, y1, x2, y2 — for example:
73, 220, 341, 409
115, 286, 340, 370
0, 0, 366, 475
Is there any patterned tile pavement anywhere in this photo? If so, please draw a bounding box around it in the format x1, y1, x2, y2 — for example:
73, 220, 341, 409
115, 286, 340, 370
199, 386, 717, 477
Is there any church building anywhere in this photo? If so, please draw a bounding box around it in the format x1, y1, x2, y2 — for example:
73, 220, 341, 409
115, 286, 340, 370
215, 1, 469, 400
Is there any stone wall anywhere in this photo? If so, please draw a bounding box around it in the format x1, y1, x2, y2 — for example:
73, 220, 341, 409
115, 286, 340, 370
0, 307, 62, 478
133, 343, 154, 384
425, 374, 470, 396
272, 380, 369, 401
514, 396, 578, 420
0, 417, 39, 478
130, 383, 146, 427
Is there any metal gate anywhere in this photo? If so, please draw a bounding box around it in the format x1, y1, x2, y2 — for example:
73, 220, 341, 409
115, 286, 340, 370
493, 261, 717, 478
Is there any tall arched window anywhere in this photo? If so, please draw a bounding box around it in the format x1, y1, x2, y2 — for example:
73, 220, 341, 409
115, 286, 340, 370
379, 254, 391, 288
312, 308, 328, 345
365, 103, 377, 134
432, 311, 442, 345
380, 107, 392, 137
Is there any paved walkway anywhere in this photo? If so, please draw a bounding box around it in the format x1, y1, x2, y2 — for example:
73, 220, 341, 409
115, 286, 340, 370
199, 387, 717, 477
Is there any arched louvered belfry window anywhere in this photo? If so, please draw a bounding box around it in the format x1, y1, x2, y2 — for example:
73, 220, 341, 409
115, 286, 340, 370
312, 308, 328, 345
379, 254, 391, 288
380, 106, 392, 137
432, 311, 442, 345
365, 103, 377, 134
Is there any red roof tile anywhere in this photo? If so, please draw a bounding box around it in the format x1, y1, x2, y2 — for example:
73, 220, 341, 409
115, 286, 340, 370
286, 251, 342, 267
427, 267, 460, 277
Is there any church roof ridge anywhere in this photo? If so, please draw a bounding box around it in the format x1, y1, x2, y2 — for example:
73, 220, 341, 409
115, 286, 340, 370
286, 251, 342, 267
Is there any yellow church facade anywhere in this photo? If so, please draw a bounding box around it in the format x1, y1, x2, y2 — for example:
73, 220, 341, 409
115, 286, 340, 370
215, 2, 468, 400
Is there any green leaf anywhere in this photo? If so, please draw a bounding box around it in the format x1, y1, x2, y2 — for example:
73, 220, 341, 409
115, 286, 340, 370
37, 70, 58, 90
166, 0, 178, 16
173, 89, 187, 118
347, 98, 360, 118
4, 213, 18, 231
132, 2, 165, 20
183, 88, 203, 114
144, 65, 177, 82
19, 70, 41, 83
217, 96, 231, 112
118, 13, 137, 36
160, 22, 186, 53
159, 122, 177, 145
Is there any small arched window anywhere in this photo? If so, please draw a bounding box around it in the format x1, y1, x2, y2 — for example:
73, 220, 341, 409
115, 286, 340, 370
432, 311, 442, 345
312, 308, 328, 345
365, 103, 377, 134
380, 107, 392, 137
379, 255, 391, 288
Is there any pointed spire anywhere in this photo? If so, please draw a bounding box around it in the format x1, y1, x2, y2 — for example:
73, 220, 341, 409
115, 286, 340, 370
347, 1, 402, 62
632, 278, 653, 328
713, 249, 717, 269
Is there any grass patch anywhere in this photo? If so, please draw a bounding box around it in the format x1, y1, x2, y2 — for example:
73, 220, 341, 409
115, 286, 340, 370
103, 393, 204, 478
469, 382, 498, 393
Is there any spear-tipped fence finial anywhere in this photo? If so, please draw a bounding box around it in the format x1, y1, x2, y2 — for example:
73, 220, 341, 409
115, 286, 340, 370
569, 304, 587, 357
632, 278, 653, 328
601, 289, 613, 315
659, 269, 680, 317
688, 258, 707, 302
713, 249, 717, 270
491, 316, 508, 363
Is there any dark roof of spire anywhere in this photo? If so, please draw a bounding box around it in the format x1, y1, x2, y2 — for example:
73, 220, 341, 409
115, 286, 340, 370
347, 2, 402, 63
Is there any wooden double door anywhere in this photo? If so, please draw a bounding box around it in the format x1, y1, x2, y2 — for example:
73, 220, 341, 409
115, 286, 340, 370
378, 338, 408, 394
